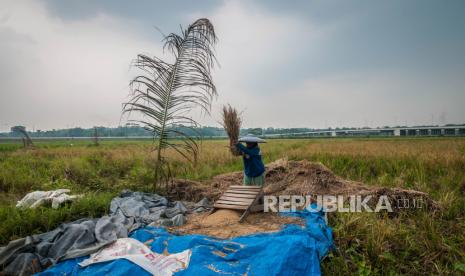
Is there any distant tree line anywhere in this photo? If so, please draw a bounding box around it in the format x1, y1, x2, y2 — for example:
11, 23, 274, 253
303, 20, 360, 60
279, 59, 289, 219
0, 125, 327, 138
0, 125, 319, 138
1, 123, 463, 138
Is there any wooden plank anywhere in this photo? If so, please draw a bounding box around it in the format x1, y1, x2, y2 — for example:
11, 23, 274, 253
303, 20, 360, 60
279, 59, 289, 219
213, 203, 248, 210
212, 185, 264, 222
215, 200, 250, 206
219, 195, 255, 202
219, 196, 255, 203
229, 189, 261, 192
250, 204, 264, 212
239, 190, 264, 222
230, 188, 261, 192
222, 193, 257, 199
224, 190, 258, 195
229, 185, 262, 189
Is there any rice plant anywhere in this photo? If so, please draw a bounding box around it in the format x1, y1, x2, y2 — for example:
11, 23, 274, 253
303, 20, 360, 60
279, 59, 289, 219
221, 104, 242, 156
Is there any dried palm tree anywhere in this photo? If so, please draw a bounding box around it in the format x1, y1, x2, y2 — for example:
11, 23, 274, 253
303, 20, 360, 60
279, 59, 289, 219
92, 127, 99, 146
11, 126, 34, 148
123, 18, 217, 190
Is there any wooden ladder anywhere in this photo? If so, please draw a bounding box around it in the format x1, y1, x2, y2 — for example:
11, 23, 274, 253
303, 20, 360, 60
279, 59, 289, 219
212, 185, 264, 222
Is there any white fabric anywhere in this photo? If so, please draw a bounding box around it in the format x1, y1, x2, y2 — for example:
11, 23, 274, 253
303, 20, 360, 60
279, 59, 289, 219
16, 189, 81, 209
79, 238, 191, 276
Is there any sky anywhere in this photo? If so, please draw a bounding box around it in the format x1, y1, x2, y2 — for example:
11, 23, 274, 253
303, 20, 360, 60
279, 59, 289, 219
0, 0, 464, 131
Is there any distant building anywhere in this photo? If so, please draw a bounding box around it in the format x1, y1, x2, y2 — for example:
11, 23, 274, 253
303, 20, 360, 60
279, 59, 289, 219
263, 125, 465, 138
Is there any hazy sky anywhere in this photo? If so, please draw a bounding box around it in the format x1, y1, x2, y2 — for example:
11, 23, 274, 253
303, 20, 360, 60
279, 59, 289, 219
0, 0, 464, 131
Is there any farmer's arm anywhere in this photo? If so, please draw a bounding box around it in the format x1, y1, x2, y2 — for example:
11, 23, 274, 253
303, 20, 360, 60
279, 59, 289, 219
235, 143, 256, 156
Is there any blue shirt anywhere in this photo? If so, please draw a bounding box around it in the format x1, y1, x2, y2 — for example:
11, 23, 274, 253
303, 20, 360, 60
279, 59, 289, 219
236, 143, 265, 177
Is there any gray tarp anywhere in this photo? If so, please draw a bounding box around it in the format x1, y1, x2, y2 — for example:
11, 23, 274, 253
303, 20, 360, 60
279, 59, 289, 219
0, 191, 210, 276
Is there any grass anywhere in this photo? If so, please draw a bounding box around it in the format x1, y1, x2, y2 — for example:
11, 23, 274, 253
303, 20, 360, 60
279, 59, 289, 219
0, 192, 114, 242
0, 137, 464, 274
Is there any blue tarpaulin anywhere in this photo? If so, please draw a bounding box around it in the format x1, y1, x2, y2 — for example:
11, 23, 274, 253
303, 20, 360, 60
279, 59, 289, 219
39, 209, 333, 276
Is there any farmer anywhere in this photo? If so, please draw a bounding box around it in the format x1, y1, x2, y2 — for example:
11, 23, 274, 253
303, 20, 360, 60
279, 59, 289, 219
235, 135, 266, 186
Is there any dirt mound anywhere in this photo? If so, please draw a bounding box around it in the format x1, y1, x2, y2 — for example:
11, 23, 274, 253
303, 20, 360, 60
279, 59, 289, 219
267, 158, 438, 211
203, 158, 372, 197
168, 157, 438, 211
166, 179, 219, 202
206, 158, 438, 211
169, 209, 303, 239
167, 158, 438, 238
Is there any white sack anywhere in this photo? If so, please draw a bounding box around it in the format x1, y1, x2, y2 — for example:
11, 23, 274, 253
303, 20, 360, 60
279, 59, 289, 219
79, 238, 191, 276
16, 189, 81, 209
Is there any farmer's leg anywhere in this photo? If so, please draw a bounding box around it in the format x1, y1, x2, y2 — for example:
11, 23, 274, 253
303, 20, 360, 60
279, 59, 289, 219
256, 174, 265, 187
250, 174, 265, 187
243, 175, 252, 186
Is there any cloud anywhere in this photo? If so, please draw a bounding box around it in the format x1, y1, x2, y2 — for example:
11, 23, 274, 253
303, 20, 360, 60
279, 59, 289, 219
0, 0, 163, 130
195, 1, 465, 128
0, 0, 464, 131
193, 1, 336, 126
263, 71, 465, 128
3, 0, 325, 130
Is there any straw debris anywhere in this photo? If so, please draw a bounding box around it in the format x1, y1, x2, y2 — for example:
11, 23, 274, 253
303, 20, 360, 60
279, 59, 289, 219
221, 104, 242, 156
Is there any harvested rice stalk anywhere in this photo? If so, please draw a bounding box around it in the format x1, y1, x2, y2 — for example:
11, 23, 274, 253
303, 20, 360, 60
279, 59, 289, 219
221, 104, 242, 156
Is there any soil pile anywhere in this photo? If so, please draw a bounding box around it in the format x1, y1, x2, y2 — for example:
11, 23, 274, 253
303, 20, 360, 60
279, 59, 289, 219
260, 158, 438, 211
167, 157, 438, 238
170, 158, 438, 211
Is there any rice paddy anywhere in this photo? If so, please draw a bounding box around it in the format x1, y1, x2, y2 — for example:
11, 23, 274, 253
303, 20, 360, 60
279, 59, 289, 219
0, 137, 464, 274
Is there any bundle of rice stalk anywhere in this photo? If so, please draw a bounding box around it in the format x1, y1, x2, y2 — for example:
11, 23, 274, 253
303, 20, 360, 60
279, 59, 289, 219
221, 104, 242, 156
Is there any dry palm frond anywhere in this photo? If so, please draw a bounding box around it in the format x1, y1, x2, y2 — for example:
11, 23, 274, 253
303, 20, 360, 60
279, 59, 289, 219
11, 126, 34, 148
221, 104, 241, 156
123, 18, 218, 190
